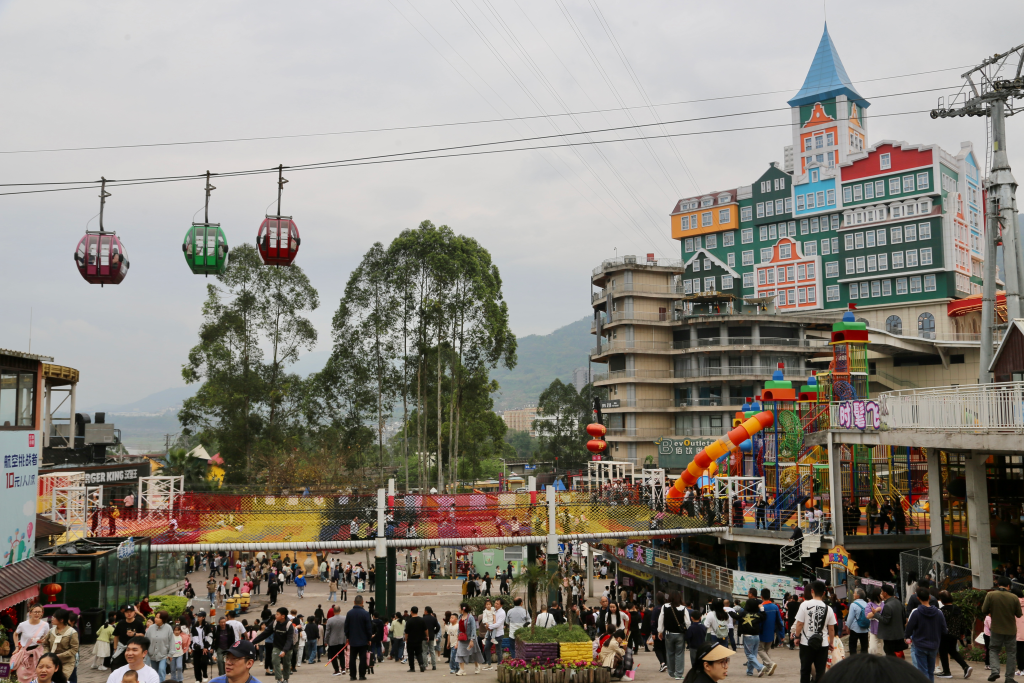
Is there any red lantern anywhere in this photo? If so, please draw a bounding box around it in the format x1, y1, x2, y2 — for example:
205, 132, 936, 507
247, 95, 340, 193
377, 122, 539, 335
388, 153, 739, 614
586, 439, 607, 453
41, 583, 62, 604
586, 423, 606, 437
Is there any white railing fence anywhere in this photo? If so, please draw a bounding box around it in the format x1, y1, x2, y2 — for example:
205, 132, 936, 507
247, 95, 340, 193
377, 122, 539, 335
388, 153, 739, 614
879, 381, 1024, 433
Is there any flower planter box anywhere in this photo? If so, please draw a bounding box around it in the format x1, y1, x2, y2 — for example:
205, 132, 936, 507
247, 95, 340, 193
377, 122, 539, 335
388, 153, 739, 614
515, 639, 560, 662
558, 642, 594, 662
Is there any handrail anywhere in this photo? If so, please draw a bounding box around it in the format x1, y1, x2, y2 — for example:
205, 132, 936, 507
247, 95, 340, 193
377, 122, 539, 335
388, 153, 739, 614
873, 368, 919, 389
602, 542, 734, 595
879, 381, 1024, 433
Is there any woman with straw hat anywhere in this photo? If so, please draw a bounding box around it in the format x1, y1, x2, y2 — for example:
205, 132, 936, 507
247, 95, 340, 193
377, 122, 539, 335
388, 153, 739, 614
682, 641, 736, 683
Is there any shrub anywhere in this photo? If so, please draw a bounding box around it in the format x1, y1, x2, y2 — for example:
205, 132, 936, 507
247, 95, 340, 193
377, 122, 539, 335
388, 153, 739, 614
146, 596, 189, 621
515, 625, 590, 643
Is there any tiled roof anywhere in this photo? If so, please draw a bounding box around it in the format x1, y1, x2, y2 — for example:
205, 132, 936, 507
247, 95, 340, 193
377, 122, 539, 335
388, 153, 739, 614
788, 24, 868, 108
0, 557, 59, 603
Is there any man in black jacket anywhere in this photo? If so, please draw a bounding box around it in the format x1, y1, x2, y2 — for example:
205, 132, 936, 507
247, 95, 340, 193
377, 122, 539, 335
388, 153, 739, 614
344, 596, 374, 681
405, 606, 428, 673
252, 607, 295, 683
422, 607, 440, 671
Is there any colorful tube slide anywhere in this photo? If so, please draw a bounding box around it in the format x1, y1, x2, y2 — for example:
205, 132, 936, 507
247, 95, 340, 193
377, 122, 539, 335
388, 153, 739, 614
667, 411, 775, 501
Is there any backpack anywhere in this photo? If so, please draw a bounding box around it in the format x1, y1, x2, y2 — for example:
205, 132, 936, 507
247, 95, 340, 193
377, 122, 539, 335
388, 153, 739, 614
853, 600, 870, 630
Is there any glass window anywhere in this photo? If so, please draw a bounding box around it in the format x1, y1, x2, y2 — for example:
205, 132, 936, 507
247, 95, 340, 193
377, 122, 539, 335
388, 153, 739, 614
843, 187, 853, 204
821, 238, 831, 255
684, 238, 694, 253
853, 185, 863, 201
785, 197, 793, 213
742, 250, 754, 266
17, 374, 33, 426
796, 195, 805, 211
920, 247, 933, 266
797, 264, 806, 280
718, 208, 731, 223
867, 254, 877, 272
910, 276, 923, 294
800, 220, 809, 235
827, 190, 836, 205
780, 243, 792, 259
680, 216, 689, 230
855, 232, 865, 249
826, 261, 839, 278
860, 282, 870, 298
875, 180, 886, 197
798, 288, 807, 304
761, 247, 773, 262
856, 256, 866, 273
788, 221, 796, 237
866, 231, 876, 248
775, 199, 784, 215
805, 241, 817, 256
906, 250, 918, 267
849, 283, 859, 299
741, 228, 753, 244
817, 191, 826, 206
706, 234, 718, 249
878, 253, 888, 270
702, 212, 713, 227
743, 272, 754, 288
882, 279, 892, 296
890, 177, 901, 195
760, 226, 768, 241
871, 280, 881, 297
831, 236, 839, 252
0, 371, 35, 429
896, 277, 908, 295
740, 206, 752, 222
918, 311, 934, 337
893, 251, 904, 268
845, 234, 855, 251
916, 172, 929, 190
786, 265, 795, 281
723, 231, 735, 247
880, 153, 891, 170
811, 217, 820, 233
905, 224, 917, 242
886, 315, 903, 334
903, 176, 915, 193
765, 201, 774, 217
704, 259, 712, 270
864, 183, 875, 200
0, 374, 16, 427
877, 228, 887, 246
807, 286, 816, 303
826, 285, 840, 301
891, 226, 903, 244
684, 279, 692, 294
722, 275, 733, 289
924, 274, 937, 292
919, 222, 931, 240
692, 260, 701, 272
845, 258, 855, 274
705, 276, 716, 291
758, 269, 766, 285
727, 252, 735, 267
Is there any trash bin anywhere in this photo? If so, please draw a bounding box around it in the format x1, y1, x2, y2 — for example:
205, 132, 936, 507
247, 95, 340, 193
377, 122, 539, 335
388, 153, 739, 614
78, 608, 106, 645
225, 596, 237, 613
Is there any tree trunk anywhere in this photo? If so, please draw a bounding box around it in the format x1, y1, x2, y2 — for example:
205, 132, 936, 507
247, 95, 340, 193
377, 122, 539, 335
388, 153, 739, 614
447, 295, 458, 482
436, 331, 443, 493
403, 309, 409, 493
453, 304, 466, 485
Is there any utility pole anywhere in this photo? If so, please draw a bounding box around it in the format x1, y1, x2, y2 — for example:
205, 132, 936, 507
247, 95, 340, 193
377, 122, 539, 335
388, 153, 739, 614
932, 43, 1024, 364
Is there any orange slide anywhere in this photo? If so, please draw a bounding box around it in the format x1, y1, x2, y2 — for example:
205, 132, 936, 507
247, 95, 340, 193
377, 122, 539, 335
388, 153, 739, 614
666, 411, 775, 503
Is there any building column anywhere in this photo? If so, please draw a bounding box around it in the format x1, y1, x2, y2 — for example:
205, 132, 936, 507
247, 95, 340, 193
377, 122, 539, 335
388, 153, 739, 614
375, 489, 387, 618
927, 451, 944, 561
689, 326, 698, 347
736, 542, 748, 571
385, 480, 397, 618
827, 431, 845, 543
720, 323, 729, 345
588, 544, 594, 598
751, 323, 760, 345
546, 485, 560, 606
965, 453, 993, 588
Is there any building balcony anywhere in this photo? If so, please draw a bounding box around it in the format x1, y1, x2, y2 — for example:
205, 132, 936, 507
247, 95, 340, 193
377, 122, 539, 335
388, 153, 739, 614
591, 256, 685, 280
880, 381, 1024, 434
602, 397, 749, 410
592, 283, 688, 303
590, 336, 830, 357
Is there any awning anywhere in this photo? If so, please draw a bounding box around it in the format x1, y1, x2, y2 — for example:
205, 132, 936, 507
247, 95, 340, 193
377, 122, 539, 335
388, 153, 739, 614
0, 557, 59, 611
36, 515, 67, 539
947, 292, 1007, 319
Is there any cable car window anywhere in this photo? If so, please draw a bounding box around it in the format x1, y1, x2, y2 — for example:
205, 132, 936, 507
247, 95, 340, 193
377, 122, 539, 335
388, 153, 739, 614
17, 373, 34, 426
88, 235, 99, 265
99, 235, 111, 267
0, 373, 15, 427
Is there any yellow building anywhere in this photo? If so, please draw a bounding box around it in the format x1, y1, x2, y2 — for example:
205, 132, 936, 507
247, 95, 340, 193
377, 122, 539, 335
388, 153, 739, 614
670, 189, 739, 240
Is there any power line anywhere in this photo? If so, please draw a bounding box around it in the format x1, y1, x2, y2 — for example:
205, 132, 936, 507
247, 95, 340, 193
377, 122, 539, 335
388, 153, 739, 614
0, 107, 934, 197
0, 68, 969, 157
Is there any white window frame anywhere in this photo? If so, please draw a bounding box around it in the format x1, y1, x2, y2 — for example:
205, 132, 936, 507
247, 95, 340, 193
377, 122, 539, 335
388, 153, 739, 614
849, 283, 859, 300
910, 276, 922, 294
741, 206, 753, 222
916, 172, 929, 190
882, 279, 892, 296
723, 232, 735, 247
867, 254, 877, 272
890, 177, 901, 195
742, 250, 754, 266
891, 226, 903, 244
796, 195, 805, 211
919, 222, 931, 240
741, 227, 753, 244
896, 277, 908, 295
721, 275, 733, 289
845, 258, 855, 274
702, 212, 713, 227
826, 261, 839, 278
706, 234, 718, 249
906, 249, 918, 268
718, 208, 731, 223
727, 252, 736, 267
843, 186, 853, 203
684, 238, 694, 253
856, 256, 866, 273
845, 234, 855, 251
924, 274, 936, 292
878, 253, 888, 270
743, 272, 754, 288
920, 247, 932, 266
880, 153, 891, 170
780, 243, 792, 259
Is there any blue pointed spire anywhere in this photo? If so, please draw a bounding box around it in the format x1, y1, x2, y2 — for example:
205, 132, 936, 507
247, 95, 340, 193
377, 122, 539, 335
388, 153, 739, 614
788, 24, 868, 108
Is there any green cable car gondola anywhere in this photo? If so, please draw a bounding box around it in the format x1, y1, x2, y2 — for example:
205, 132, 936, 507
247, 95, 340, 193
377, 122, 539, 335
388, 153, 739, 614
183, 222, 229, 275
183, 172, 228, 275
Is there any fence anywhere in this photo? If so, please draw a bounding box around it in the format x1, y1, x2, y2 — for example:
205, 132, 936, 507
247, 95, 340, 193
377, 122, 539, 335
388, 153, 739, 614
602, 542, 734, 595
880, 381, 1024, 433
900, 545, 972, 596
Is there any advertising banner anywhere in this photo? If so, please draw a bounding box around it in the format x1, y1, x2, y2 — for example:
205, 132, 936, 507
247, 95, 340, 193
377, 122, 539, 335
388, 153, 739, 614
656, 437, 715, 470
732, 570, 800, 599
2, 431, 41, 566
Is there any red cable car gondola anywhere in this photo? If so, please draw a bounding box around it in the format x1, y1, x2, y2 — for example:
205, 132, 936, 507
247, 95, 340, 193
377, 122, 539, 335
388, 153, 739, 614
257, 165, 300, 266
74, 178, 129, 285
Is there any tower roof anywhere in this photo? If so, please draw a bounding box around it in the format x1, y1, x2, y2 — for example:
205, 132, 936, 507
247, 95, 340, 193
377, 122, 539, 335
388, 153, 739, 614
788, 24, 869, 108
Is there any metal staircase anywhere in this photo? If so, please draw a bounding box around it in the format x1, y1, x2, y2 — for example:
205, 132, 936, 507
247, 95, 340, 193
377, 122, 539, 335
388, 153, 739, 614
780, 528, 824, 569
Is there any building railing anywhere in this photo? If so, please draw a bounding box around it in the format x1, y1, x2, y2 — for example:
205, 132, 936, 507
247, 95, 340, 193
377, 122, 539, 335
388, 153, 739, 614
599, 542, 734, 595
591, 337, 830, 356
592, 369, 675, 382
677, 397, 749, 408
592, 257, 685, 277
592, 283, 688, 301
676, 365, 808, 379
879, 381, 1024, 433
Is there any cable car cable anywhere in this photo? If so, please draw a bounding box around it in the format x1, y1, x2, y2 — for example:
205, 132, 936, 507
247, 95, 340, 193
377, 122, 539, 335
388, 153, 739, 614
0, 101, 951, 195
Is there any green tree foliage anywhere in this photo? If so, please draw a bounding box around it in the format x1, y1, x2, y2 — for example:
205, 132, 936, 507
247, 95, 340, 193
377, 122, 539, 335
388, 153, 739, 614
158, 447, 215, 491
179, 244, 318, 484
504, 429, 538, 463
534, 379, 593, 472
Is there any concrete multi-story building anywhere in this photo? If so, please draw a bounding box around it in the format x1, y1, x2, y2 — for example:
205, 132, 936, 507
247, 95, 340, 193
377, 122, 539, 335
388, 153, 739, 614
572, 367, 590, 392
501, 406, 538, 435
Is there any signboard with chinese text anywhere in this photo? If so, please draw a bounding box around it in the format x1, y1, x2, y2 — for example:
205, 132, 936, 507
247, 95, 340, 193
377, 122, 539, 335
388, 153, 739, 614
656, 437, 714, 470
2, 431, 41, 566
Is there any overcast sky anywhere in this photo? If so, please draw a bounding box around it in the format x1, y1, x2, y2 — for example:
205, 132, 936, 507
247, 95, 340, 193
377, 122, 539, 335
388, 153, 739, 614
1, 0, 1022, 407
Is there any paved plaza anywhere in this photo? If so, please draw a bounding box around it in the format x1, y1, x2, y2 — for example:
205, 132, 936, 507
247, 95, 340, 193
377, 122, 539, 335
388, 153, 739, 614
76, 560, 810, 683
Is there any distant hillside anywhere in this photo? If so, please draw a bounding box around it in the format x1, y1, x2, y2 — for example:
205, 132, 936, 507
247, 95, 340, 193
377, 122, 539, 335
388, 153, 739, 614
490, 316, 593, 411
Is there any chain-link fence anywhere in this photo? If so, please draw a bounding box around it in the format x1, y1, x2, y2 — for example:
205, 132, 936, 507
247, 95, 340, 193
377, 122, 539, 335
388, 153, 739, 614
900, 545, 972, 596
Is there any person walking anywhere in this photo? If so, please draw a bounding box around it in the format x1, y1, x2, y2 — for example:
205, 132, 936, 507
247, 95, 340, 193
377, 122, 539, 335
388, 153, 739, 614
329, 578, 338, 603
738, 593, 765, 678
757, 589, 783, 675
251, 608, 294, 683
845, 588, 871, 656
658, 591, 690, 681
404, 607, 427, 673
936, 590, 973, 679
905, 588, 947, 682
343, 596, 373, 681
423, 607, 440, 671
324, 606, 347, 677
482, 599, 505, 670
792, 581, 836, 683
872, 583, 908, 657
303, 618, 319, 665
983, 575, 1022, 682
294, 573, 306, 600
190, 611, 213, 683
